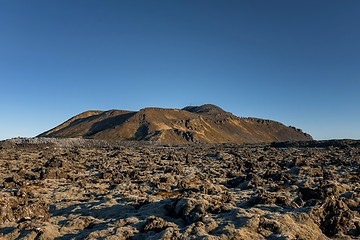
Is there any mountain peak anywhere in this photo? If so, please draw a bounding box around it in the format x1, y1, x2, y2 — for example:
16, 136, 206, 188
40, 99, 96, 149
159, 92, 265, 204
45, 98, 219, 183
182, 104, 226, 114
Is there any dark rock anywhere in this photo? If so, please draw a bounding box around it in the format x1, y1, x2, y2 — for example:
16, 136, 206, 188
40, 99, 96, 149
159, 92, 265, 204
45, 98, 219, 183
44, 157, 63, 168
299, 187, 324, 201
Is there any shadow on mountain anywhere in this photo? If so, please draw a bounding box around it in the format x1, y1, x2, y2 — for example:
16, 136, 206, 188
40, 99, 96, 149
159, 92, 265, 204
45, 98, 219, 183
85, 112, 137, 137
134, 124, 149, 140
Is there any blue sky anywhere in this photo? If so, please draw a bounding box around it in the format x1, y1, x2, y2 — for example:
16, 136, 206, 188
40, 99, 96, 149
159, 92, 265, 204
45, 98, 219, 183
0, 0, 359, 140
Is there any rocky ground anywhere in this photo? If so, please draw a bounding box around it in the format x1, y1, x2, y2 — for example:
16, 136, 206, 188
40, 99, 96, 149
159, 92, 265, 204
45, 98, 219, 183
0, 138, 359, 239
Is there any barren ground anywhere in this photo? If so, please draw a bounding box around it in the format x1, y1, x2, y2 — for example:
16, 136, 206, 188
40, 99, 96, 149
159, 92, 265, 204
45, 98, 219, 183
0, 138, 359, 239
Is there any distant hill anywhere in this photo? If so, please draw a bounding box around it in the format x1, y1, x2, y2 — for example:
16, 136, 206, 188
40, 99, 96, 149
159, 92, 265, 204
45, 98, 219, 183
38, 104, 312, 144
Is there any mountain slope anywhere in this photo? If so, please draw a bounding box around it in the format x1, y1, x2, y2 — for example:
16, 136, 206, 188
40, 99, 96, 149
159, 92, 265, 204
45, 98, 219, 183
39, 104, 312, 143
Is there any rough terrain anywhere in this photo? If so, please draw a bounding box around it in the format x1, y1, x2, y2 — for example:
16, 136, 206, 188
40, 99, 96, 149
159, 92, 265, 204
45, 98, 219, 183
38, 104, 312, 143
0, 138, 359, 239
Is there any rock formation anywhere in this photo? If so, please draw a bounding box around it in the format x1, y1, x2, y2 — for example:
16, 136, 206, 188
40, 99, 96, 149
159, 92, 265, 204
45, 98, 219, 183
39, 104, 312, 143
0, 138, 359, 239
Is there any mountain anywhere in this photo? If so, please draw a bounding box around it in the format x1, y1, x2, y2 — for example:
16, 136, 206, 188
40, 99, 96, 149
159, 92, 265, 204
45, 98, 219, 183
38, 104, 312, 144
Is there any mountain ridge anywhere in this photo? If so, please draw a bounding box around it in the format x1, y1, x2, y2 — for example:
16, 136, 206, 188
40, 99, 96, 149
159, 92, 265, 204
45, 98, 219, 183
39, 104, 312, 144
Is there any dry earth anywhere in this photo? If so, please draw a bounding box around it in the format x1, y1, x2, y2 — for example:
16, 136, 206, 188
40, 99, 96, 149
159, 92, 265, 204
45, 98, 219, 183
0, 138, 359, 239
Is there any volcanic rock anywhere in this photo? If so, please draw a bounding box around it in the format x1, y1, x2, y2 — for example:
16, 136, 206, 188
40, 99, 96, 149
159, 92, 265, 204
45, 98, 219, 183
0, 138, 359, 239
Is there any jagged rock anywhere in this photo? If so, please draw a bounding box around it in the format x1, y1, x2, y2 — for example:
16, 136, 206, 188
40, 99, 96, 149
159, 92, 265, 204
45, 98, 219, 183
143, 216, 177, 232
65, 216, 95, 230
312, 196, 360, 237
0, 139, 359, 239
0, 191, 49, 225
44, 157, 63, 168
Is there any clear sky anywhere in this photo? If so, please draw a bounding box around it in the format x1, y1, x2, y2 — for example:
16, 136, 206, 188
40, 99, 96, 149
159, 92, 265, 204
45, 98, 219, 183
1, 0, 359, 140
